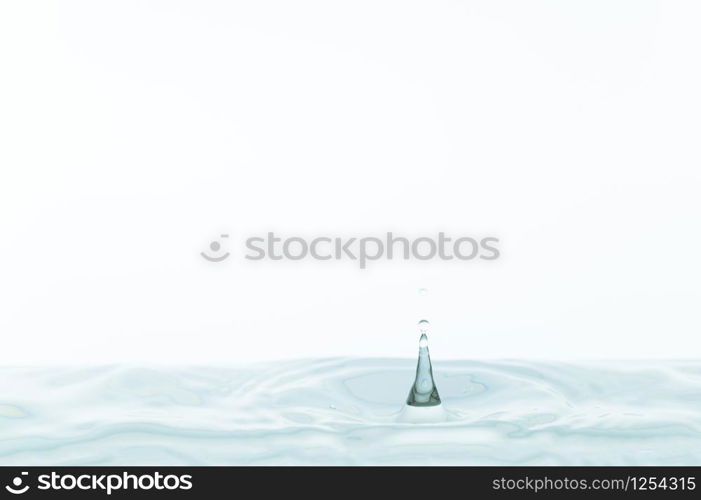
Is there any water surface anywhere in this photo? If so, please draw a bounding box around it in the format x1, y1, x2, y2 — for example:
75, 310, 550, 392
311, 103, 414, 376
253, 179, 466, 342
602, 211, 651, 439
1, 359, 700, 465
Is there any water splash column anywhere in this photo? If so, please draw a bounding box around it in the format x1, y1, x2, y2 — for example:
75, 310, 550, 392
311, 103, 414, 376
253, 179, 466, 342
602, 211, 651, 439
406, 320, 441, 407
398, 317, 448, 423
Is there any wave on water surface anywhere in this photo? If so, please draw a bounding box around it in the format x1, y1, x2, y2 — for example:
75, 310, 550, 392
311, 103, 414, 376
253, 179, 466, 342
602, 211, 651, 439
1, 359, 700, 465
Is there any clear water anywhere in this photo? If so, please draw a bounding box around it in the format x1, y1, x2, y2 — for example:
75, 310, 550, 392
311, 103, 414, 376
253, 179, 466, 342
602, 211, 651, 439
1, 359, 701, 465
406, 331, 441, 407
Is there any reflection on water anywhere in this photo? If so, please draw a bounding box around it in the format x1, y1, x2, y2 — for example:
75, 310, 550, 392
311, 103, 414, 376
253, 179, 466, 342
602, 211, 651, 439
1, 359, 700, 465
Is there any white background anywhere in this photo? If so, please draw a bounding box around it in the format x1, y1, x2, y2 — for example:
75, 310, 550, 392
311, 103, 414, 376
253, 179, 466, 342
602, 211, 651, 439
1, 1, 700, 364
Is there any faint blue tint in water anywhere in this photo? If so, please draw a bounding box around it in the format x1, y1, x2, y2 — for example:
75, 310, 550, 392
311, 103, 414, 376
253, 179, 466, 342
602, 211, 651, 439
406, 320, 441, 407
1, 360, 701, 465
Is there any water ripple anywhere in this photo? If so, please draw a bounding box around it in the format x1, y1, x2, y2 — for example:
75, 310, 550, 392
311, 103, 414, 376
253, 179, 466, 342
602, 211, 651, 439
0, 359, 700, 464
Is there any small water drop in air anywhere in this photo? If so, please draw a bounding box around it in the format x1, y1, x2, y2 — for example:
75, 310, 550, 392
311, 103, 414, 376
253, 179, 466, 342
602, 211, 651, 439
417, 319, 430, 334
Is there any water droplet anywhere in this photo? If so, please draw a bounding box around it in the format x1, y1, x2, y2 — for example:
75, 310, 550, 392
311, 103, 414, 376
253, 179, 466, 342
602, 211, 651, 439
417, 319, 430, 334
